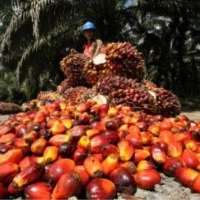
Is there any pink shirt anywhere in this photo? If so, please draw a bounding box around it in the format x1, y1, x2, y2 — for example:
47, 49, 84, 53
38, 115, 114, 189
83, 43, 93, 58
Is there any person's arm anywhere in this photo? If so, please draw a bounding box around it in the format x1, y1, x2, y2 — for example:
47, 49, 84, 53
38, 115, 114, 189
92, 39, 103, 57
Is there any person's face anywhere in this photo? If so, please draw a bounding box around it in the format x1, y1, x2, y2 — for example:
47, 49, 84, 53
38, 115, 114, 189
84, 29, 95, 41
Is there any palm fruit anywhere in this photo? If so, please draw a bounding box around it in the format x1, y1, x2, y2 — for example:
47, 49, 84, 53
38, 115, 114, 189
59, 52, 90, 88
83, 42, 146, 85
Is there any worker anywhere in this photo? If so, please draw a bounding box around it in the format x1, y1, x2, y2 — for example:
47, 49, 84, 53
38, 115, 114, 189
82, 21, 103, 58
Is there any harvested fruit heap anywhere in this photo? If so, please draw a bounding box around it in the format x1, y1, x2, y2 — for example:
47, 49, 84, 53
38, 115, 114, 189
0, 100, 200, 199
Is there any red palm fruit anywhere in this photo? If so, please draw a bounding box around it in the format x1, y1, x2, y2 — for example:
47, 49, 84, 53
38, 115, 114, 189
109, 166, 136, 195
120, 161, 137, 174
67, 125, 87, 141
0, 143, 13, 153
91, 153, 104, 162
191, 173, 200, 193
0, 182, 7, 198
49, 134, 70, 146
0, 162, 19, 184
23, 130, 38, 144
118, 140, 135, 162
173, 131, 192, 143
25, 181, 52, 199
159, 118, 172, 130
163, 157, 184, 176
74, 165, 90, 185
0, 148, 23, 164
51, 171, 82, 200
43, 146, 59, 163
30, 138, 47, 155
19, 156, 32, 171
73, 148, 88, 165
0, 125, 14, 137
184, 139, 198, 152
134, 169, 161, 190
78, 112, 90, 124
150, 144, 166, 165
50, 121, 67, 135
86, 128, 101, 139
33, 111, 46, 123
76, 102, 90, 112
137, 160, 155, 171
0, 133, 15, 144
101, 130, 120, 144
9, 163, 45, 192
128, 125, 141, 135
140, 131, 152, 145
175, 167, 198, 187
134, 149, 150, 164
101, 154, 120, 176
135, 121, 147, 131
101, 143, 119, 158
167, 141, 183, 158
90, 121, 106, 132
125, 133, 142, 149
147, 123, 160, 136
90, 135, 109, 154
159, 130, 173, 144
86, 178, 116, 200
46, 118, 60, 128
181, 149, 199, 169
77, 135, 90, 150
84, 156, 103, 178
46, 158, 75, 183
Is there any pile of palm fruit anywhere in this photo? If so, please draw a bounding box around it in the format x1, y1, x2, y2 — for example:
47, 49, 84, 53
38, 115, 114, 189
2, 42, 199, 200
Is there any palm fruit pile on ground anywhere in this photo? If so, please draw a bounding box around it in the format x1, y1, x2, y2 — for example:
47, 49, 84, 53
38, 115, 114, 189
0, 99, 200, 199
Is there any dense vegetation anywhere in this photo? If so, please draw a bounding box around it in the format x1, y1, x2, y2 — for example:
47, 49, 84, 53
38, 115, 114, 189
0, 0, 200, 104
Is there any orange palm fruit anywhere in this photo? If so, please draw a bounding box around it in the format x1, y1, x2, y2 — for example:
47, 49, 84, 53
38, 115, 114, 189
33, 111, 47, 123
150, 144, 166, 165
51, 171, 82, 200
167, 141, 183, 158
46, 158, 75, 183
175, 167, 198, 187
49, 134, 70, 146
67, 125, 87, 140
0, 125, 14, 137
90, 135, 108, 154
140, 131, 152, 145
128, 125, 141, 135
43, 146, 59, 163
134, 149, 150, 164
191, 173, 200, 193
125, 133, 142, 149
159, 118, 172, 130
147, 123, 160, 136
0, 162, 19, 184
173, 131, 192, 143
77, 135, 90, 150
9, 163, 45, 192
30, 138, 47, 155
134, 169, 161, 190
118, 139, 135, 161
23, 130, 38, 144
12, 138, 30, 154
184, 139, 198, 152
86, 128, 100, 139
101, 154, 120, 176
159, 130, 173, 144
19, 156, 32, 171
0, 148, 23, 164
83, 156, 103, 178
86, 178, 116, 200
181, 149, 199, 169
61, 118, 74, 129
25, 181, 52, 199
137, 160, 155, 171
74, 165, 90, 185
120, 161, 137, 174
50, 121, 67, 135
0, 133, 15, 144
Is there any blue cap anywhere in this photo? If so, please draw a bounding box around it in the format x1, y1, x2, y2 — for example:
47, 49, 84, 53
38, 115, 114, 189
82, 21, 96, 31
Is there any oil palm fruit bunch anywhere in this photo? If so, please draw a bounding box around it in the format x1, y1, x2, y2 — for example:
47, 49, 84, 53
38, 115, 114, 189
59, 52, 90, 88
0, 102, 22, 114
83, 42, 146, 85
143, 80, 181, 117
96, 76, 181, 117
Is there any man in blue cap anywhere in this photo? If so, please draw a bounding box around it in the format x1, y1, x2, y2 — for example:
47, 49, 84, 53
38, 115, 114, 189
82, 21, 103, 58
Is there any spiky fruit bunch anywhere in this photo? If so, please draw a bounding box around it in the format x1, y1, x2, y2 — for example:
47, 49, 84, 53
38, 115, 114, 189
0, 102, 22, 114
143, 81, 181, 117
83, 42, 146, 85
59, 52, 90, 88
96, 76, 181, 116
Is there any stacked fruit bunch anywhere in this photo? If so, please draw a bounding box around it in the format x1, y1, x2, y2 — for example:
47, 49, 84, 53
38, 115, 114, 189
0, 99, 200, 199
59, 52, 90, 88
83, 42, 146, 85
96, 76, 181, 117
